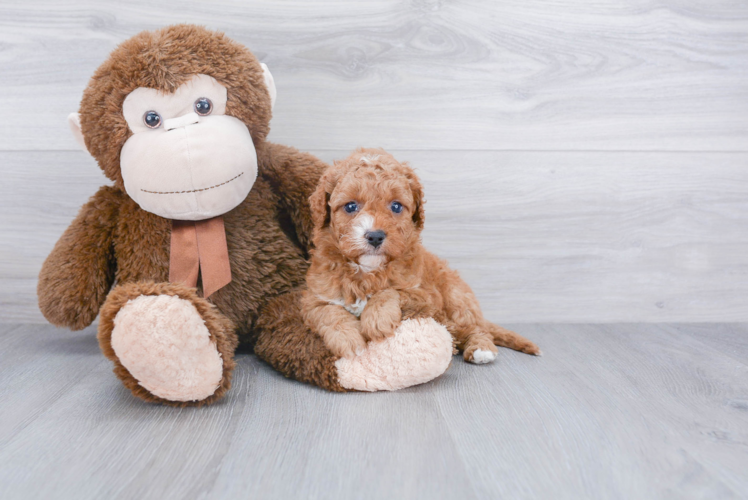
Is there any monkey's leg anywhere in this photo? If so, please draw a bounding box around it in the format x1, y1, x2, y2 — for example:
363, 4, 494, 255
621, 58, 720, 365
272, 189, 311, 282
97, 281, 238, 406
255, 290, 454, 392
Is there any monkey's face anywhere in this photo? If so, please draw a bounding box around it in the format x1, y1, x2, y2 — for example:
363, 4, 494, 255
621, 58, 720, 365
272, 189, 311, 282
119, 74, 257, 220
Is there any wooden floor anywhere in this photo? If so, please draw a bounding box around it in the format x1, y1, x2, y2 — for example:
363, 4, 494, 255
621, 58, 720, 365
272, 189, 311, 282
1, 323, 746, 500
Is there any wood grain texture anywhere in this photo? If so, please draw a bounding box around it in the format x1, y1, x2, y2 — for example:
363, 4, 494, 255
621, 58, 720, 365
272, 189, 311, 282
663, 323, 748, 363
3, 150, 747, 323
0, 0, 747, 151
1, 1, 746, 321
0, 324, 105, 448
0, 323, 746, 499
434, 324, 748, 499
2, 3, 747, 498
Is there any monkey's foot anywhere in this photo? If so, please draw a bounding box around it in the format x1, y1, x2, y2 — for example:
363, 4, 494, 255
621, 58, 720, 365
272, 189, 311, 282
98, 282, 237, 406
335, 318, 454, 391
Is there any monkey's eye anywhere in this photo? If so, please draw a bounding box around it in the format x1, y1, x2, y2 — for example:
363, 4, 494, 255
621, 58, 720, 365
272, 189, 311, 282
391, 201, 403, 214
143, 111, 162, 129
194, 98, 213, 116
344, 202, 359, 214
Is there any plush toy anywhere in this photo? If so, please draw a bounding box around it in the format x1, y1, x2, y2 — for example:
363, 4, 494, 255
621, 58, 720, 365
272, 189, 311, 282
38, 25, 453, 406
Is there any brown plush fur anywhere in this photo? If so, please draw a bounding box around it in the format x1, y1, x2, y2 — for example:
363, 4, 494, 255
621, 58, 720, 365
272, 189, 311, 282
78, 24, 273, 188
37, 141, 321, 342
301, 148, 540, 361
37, 25, 344, 403
255, 291, 347, 392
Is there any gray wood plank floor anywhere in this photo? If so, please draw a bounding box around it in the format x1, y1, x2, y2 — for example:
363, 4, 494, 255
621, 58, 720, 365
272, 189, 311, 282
0, 323, 746, 500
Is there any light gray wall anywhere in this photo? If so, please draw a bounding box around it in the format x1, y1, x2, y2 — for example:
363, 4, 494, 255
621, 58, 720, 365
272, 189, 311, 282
1, 0, 747, 323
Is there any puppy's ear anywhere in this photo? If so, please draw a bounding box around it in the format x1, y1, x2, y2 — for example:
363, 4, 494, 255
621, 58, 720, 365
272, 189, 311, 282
401, 166, 425, 230
410, 175, 426, 230
310, 162, 343, 230
309, 181, 331, 230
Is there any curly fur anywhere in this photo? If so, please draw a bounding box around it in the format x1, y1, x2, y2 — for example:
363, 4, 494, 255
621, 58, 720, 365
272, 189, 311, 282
301, 148, 540, 362
255, 290, 347, 392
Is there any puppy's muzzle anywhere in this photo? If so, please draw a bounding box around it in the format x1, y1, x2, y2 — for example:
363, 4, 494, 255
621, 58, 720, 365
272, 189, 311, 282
365, 230, 386, 248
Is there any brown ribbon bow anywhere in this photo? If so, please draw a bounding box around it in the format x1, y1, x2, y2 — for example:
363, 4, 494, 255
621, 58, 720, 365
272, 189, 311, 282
169, 216, 232, 298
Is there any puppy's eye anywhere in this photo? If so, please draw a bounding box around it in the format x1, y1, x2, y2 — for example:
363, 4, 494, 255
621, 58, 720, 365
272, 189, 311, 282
143, 111, 162, 129
390, 201, 403, 214
194, 97, 213, 116
344, 202, 359, 213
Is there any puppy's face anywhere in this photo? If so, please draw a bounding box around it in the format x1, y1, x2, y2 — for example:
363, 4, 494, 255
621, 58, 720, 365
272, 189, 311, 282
311, 150, 425, 270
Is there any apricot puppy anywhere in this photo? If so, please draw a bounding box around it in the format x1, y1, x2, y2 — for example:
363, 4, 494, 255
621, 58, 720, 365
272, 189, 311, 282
301, 148, 540, 362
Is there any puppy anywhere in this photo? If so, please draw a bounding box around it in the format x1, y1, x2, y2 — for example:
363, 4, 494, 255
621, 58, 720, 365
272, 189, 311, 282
301, 148, 539, 363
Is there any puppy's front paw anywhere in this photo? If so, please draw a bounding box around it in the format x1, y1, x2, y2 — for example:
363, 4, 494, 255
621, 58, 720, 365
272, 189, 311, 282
360, 289, 402, 342
463, 338, 499, 365
325, 325, 368, 360
360, 313, 401, 342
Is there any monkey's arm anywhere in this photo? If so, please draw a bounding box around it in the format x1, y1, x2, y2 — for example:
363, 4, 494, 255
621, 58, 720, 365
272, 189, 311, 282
257, 142, 329, 250
38, 185, 122, 330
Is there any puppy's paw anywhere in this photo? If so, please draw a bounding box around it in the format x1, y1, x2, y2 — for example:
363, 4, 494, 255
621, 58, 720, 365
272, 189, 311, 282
325, 326, 368, 360
401, 310, 433, 321
360, 313, 401, 342
463, 339, 499, 365
335, 318, 454, 392
360, 291, 402, 342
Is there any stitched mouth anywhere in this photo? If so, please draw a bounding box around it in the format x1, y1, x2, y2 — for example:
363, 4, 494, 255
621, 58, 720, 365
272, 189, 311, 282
140, 172, 244, 195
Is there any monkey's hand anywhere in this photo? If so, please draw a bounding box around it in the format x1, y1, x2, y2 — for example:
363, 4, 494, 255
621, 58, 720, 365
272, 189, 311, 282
37, 186, 121, 330
257, 142, 329, 250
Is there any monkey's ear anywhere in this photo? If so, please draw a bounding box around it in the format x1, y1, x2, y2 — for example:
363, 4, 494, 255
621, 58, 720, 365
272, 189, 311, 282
260, 63, 276, 110
67, 112, 88, 152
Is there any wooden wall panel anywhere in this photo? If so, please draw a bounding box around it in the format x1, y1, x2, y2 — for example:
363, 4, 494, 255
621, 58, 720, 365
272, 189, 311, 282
1, 1, 746, 322
0, 0, 746, 151
3, 150, 746, 323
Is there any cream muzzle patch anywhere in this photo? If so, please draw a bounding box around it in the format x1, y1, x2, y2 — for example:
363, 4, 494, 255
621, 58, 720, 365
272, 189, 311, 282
119, 74, 258, 220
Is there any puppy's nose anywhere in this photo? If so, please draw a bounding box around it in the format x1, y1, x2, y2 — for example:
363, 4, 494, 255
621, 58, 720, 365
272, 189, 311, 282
365, 230, 386, 248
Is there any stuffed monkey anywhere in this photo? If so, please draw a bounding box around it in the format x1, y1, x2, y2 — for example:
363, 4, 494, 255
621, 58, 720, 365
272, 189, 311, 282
38, 25, 453, 406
